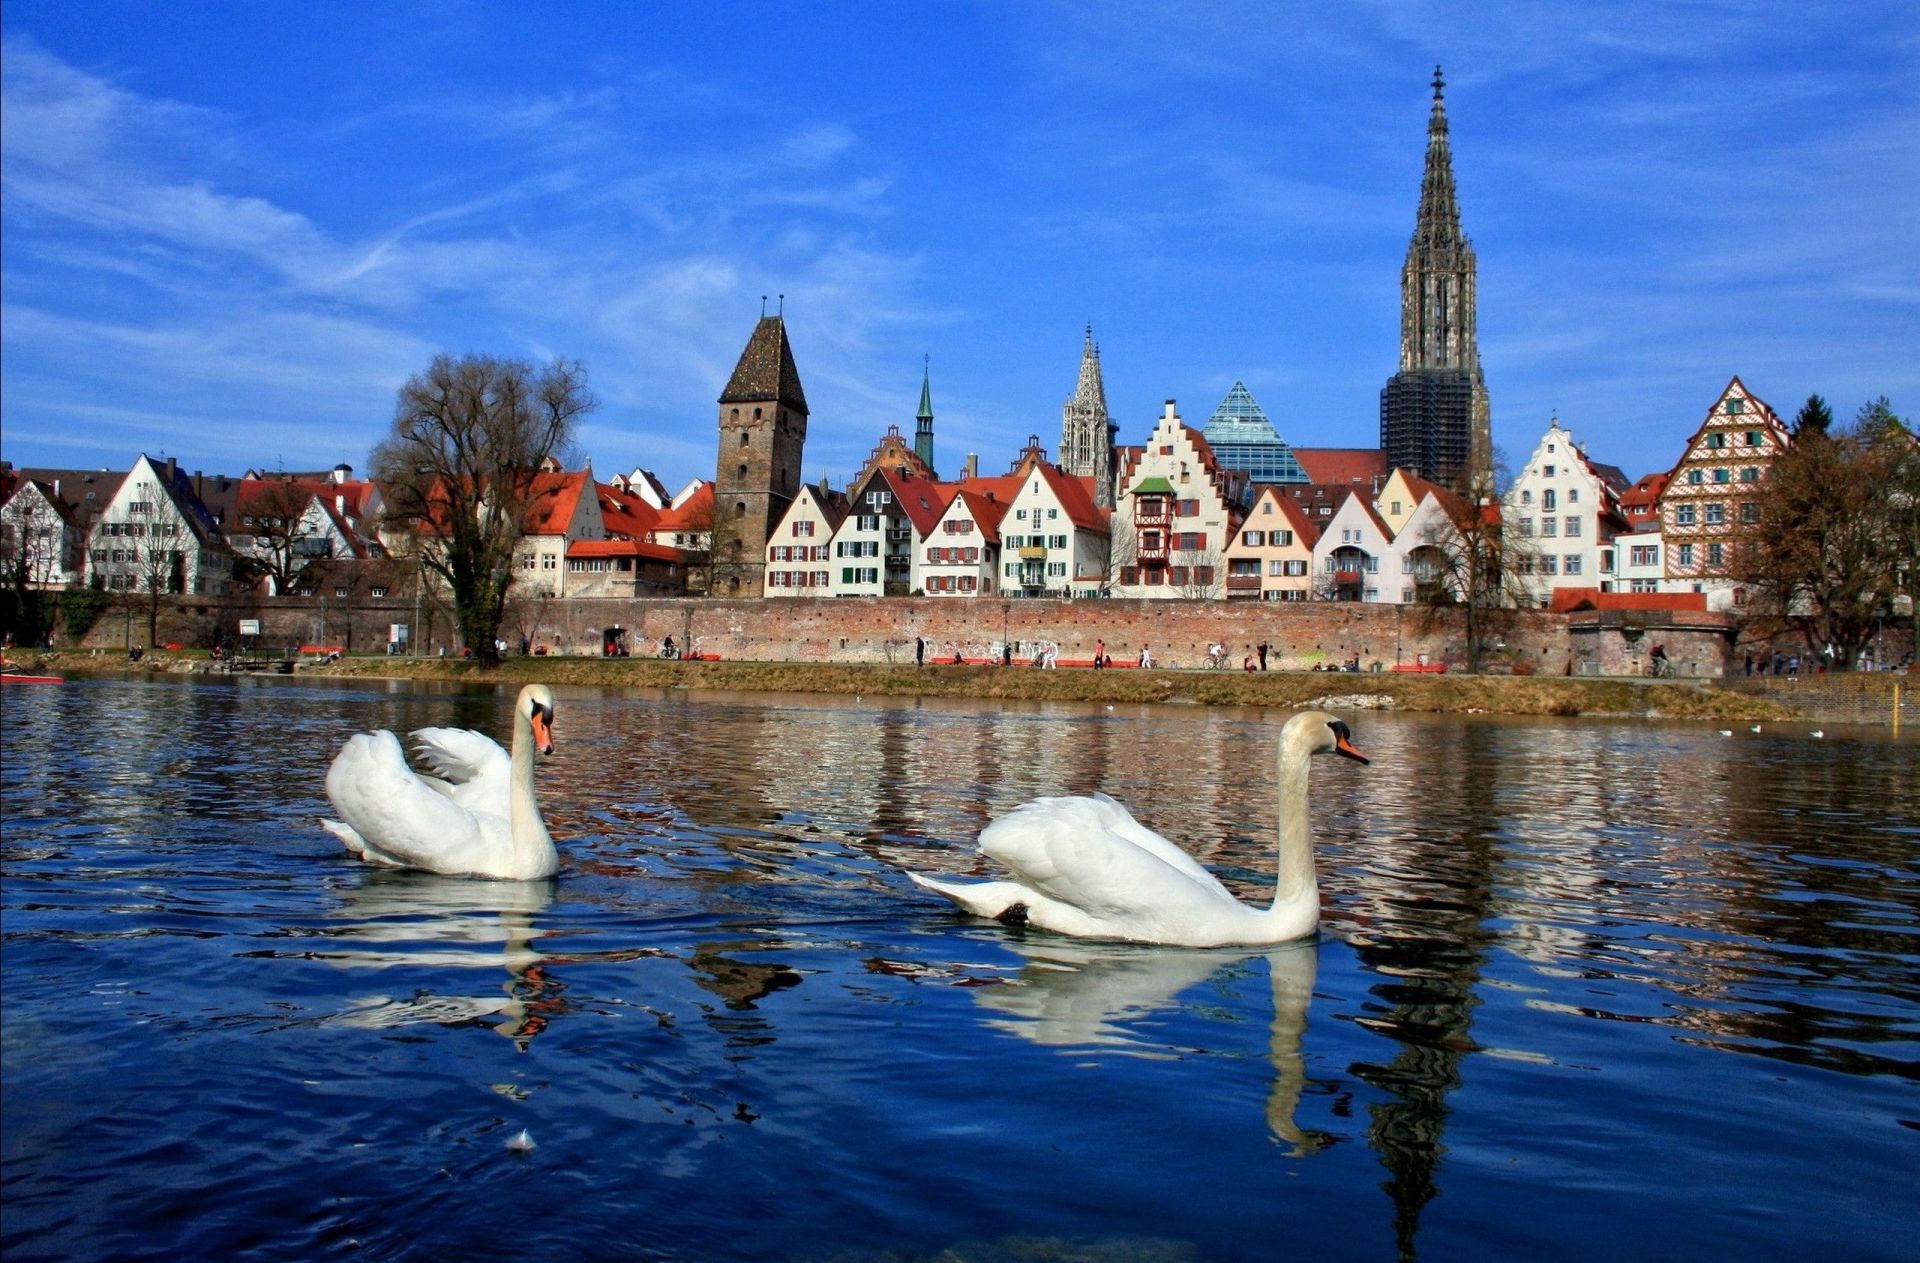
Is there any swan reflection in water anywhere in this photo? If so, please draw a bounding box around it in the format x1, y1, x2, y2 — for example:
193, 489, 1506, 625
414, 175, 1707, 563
317, 871, 563, 1047
971, 936, 1323, 1154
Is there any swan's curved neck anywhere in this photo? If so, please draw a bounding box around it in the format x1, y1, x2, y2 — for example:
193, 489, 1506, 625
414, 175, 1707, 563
507, 713, 552, 854
1269, 730, 1317, 908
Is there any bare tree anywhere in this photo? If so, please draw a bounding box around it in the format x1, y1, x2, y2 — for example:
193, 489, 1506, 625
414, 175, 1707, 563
0, 500, 56, 645
236, 479, 325, 595
1735, 397, 1916, 667
1170, 545, 1226, 600
501, 583, 554, 655
372, 354, 595, 665
1416, 466, 1537, 673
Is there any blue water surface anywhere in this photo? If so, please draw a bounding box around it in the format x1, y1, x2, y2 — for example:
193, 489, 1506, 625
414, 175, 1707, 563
2, 675, 1916, 1262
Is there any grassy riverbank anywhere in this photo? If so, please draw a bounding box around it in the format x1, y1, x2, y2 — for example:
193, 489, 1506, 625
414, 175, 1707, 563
22, 648, 1801, 721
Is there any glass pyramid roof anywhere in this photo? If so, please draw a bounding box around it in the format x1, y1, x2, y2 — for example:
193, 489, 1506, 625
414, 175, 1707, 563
1202, 381, 1306, 484
1203, 382, 1279, 442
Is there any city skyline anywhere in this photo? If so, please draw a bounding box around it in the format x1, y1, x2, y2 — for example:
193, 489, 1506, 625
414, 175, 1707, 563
3, 3, 1915, 491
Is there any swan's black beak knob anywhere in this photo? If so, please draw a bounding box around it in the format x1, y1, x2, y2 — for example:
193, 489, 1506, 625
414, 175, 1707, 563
1329, 720, 1369, 764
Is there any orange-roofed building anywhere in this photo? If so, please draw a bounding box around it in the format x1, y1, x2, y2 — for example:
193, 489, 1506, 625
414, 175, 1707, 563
917, 485, 1009, 596
993, 436, 1110, 597
1224, 488, 1321, 601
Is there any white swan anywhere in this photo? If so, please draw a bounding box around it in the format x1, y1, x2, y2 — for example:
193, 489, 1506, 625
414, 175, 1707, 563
909, 709, 1368, 946
321, 684, 559, 880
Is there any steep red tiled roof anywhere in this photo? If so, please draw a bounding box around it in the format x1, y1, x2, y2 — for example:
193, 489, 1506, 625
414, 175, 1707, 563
655, 481, 711, 531
1040, 467, 1109, 534
950, 489, 1010, 543
568, 538, 682, 562
597, 481, 662, 539
876, 468, 955, 538
1241, 487, 1321, 548
523, 470, 590, 535
1294, 448, 1388, 486
1549, 589, 1708, 613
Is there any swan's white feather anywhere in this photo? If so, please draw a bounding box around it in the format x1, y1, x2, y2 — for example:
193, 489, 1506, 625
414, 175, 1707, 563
980, 796, 1241, 930
411, 726, 510, 813
910, 709, 1357, 947
320, 685, 558, 881
325, 731, 514, 876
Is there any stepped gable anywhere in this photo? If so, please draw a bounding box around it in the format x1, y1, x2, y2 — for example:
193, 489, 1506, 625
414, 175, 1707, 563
719, 315, 809, 415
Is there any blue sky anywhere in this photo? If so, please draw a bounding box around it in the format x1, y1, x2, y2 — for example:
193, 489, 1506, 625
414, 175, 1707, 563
3, 2, 1916, 492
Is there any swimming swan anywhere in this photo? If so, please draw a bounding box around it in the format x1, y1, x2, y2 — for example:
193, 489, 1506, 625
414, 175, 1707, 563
909, 710, 1368, 946
322, 684, 558, 880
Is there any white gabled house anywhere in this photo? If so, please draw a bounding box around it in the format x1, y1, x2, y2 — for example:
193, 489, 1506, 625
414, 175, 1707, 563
1311, 490, 1394, 602
86, 454, 233, 596
994, 440, 1109, 598
916, 487, 1008, 596
1383, 486, 1470, 604
764, 482, 849, 596
1, 476, 89, 589
1503, 417, 1631, 606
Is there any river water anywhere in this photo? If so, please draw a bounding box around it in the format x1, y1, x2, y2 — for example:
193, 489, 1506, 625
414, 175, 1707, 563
2, 675, 1915, 1262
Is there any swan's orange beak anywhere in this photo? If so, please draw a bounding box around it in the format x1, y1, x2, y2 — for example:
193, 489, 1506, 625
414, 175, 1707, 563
1328, 720, 1369, 764
529, 703, 554, 756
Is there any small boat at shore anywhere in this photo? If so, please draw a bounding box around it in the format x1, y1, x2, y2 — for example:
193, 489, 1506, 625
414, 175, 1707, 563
1, 659, 63, 684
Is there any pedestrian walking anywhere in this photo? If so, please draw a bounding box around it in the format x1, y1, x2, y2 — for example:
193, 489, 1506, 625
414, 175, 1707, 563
1257, 642, 1268, 671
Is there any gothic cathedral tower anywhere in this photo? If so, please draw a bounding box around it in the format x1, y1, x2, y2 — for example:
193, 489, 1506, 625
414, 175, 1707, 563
1060, 326, 1116, 508
712, 314, 808, 596
1380, 67, 1492, 492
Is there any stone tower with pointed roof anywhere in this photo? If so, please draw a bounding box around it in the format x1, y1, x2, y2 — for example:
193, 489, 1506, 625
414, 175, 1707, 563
914, 359, 936, 476
1380, 66, 1492, 493
712, 314, 809, 596
1060, 326, 1116, 508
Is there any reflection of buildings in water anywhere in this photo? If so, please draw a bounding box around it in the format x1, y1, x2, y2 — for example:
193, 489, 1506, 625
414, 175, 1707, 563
969, 936, 1324, 1154
687, 938, 804, 1051
318, 872, 562, 1048
1338, 720, 1502, 1263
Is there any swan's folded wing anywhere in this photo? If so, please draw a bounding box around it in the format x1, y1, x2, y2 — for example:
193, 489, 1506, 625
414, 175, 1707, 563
979, 796, 1235, 922
410, 727, 509, 811
326, 731, 499, 873
1079, 793, 1219, 887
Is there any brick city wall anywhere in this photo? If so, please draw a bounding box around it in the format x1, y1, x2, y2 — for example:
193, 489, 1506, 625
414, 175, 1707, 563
73, 592, 1764, 677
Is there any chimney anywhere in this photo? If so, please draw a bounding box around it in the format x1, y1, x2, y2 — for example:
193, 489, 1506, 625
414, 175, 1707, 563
165, 456, 177, 483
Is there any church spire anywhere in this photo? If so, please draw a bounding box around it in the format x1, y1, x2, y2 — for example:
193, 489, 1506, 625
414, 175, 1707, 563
1411, 65, 1464, 257
1061, 324, 1115, 508
914, 355, 935, 474
1383, 65, 1492, 492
